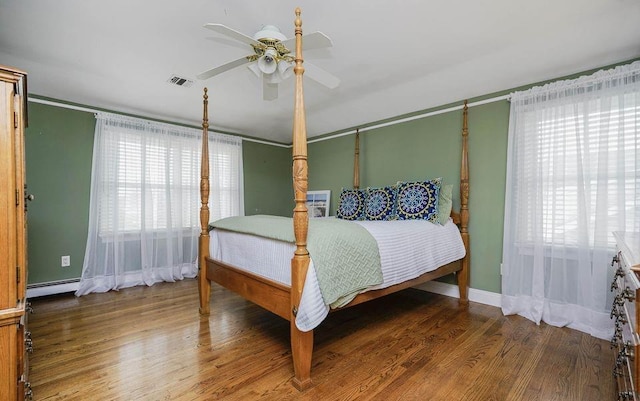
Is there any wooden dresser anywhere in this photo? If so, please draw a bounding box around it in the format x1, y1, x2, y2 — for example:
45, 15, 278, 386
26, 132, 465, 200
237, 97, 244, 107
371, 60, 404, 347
0, 65, 32, 400
611, 231, 640, 401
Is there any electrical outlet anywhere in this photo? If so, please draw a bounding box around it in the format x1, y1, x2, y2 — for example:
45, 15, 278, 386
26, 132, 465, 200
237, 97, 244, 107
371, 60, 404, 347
61, 255, 70, 267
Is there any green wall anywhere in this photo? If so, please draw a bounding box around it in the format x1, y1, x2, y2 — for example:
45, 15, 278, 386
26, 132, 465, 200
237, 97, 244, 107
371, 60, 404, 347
25, 103, 95, 283
307, 102, 509, 293
24, 104, 291, 285
242, 141, 292, 216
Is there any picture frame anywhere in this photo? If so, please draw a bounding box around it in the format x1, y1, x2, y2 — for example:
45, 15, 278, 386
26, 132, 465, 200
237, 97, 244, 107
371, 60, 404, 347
306, 190, 330, 218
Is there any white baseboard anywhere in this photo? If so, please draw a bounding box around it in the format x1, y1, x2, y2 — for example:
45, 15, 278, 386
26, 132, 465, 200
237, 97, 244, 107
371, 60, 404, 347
27, 279, 80, 298
415, 281, 502, 308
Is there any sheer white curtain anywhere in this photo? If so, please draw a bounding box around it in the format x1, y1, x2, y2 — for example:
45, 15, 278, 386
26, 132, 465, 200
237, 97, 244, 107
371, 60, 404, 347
502, 61, 640, 339
76, 113, 243, 296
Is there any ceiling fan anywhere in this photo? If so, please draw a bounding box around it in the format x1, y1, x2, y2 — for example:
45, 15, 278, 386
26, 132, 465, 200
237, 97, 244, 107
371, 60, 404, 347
197, 23, 340, 100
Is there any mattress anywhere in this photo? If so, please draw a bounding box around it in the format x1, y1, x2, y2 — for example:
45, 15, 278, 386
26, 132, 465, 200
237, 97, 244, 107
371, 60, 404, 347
209, 218, 466, 331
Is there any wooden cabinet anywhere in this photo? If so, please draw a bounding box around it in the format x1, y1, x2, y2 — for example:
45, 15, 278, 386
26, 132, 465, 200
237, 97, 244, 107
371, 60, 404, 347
611, 232, 640, 401
0, 65, 31, 401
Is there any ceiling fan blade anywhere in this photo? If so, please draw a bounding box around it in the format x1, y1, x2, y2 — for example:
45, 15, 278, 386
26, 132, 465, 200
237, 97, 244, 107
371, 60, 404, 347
196, 56, 251, 80
203, 23, 260, 46
263, 79, 278, 101
282, 31, 333, 51
304, 61, 340, 89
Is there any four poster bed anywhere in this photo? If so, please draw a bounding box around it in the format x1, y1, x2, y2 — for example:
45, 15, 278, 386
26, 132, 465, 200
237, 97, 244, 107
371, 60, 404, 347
197, 8, 470, 390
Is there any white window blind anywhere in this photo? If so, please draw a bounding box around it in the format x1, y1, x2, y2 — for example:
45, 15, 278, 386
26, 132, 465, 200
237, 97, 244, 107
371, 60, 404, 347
516, 96, 640, 247
98, 122, 243, 233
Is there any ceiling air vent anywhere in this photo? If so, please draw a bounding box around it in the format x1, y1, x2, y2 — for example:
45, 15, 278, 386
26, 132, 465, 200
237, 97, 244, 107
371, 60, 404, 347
167, 75, 194, 88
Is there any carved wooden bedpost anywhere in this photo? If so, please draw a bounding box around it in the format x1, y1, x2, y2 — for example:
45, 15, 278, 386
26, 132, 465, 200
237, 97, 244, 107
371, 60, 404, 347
458, 100, 470, 304
290, 8, 314, 391
353, 129, 360, 189
198, 88, 211, 315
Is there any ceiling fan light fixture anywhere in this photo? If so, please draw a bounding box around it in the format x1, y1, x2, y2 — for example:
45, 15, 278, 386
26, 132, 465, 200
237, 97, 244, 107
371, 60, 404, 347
249, 55, 284, 84
253, 24, 286, 42
257, 48, 278, 74
277, 59, 294, 81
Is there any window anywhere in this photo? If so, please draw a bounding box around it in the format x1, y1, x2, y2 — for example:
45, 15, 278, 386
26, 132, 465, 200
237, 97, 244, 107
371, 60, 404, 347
77, 112, 243, 296
516, 98, 640, 247
96, 115, 243, 235
502, 61, 640, 338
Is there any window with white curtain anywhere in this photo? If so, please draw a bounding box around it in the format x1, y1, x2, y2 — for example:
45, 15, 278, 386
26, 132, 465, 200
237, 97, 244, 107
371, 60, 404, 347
501, 61, 640, 340
517, 96, 639, 248
76, 113, 243, 296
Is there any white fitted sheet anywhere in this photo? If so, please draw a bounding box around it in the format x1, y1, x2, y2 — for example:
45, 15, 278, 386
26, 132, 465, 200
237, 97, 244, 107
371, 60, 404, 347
209, 218, 466, 331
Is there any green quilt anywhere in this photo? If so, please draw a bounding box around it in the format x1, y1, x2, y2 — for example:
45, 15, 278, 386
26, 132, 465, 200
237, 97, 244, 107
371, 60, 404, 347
210, 215, 383, 308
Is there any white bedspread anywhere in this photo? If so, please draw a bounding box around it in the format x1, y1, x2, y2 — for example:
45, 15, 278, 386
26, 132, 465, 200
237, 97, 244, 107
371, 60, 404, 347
209, 218, 466, 331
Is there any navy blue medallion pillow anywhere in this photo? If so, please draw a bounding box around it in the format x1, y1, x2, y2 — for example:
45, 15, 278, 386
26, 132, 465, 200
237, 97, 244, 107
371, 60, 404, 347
365, 186, 398, 220
336, 188, 366, 220
396, 178, 441, 222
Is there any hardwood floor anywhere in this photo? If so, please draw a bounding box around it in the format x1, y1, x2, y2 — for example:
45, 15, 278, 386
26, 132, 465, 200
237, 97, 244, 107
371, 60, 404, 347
28, 279, 615, 400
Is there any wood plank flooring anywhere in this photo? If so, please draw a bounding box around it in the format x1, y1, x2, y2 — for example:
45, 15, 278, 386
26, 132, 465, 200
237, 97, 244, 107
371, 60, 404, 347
27, 279, 615, 400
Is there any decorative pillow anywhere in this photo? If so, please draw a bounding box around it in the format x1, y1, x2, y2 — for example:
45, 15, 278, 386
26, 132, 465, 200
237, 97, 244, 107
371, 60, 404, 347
336, 188, 366, 220
396, 178, 441, 221
365, 186, 398, 221
437, 184, 453, 225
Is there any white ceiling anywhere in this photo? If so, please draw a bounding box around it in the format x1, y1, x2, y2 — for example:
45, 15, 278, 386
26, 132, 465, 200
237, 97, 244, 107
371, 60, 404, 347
1, 1, 639, 144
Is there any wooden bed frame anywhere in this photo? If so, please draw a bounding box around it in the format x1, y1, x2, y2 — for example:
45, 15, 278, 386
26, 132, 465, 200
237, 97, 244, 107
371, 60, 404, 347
197, 8, 470, 391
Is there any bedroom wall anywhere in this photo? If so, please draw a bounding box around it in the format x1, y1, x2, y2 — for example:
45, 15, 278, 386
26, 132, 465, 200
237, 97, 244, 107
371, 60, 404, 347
24, 103, 291, 285
242, 141, 293, 216
25, 102, 95, 285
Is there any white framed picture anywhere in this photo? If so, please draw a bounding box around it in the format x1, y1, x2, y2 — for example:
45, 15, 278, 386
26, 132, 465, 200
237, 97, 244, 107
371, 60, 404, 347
306, 190, 330, 218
